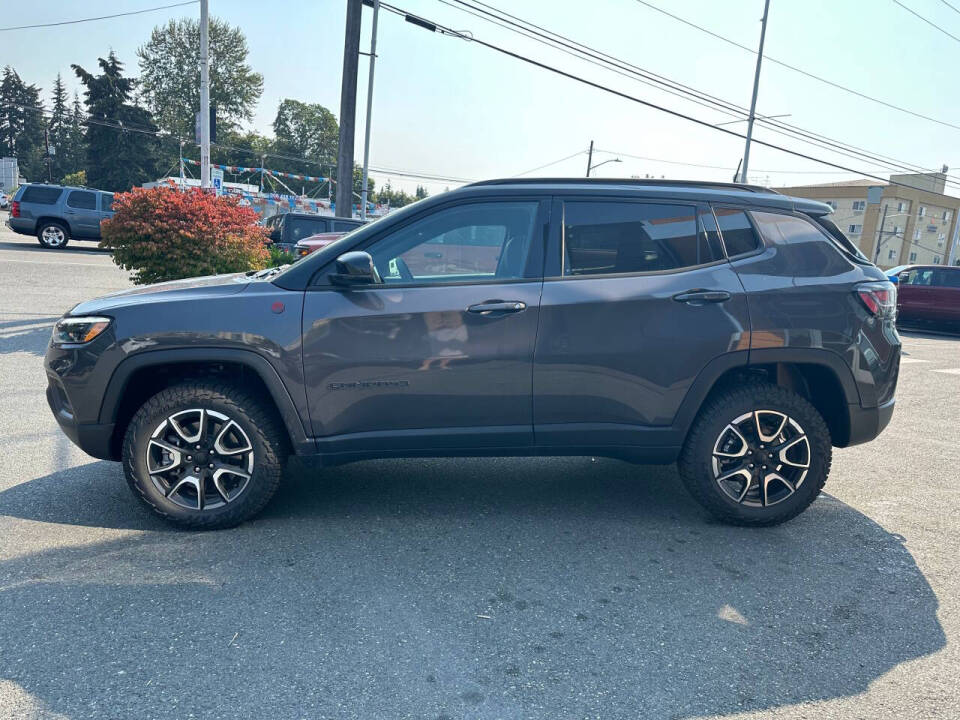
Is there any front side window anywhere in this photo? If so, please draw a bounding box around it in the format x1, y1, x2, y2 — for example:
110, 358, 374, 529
67, 190, 96, 210
906, 268, 933, 285
714, 207, 761, 257
368, 201, 539, 284
562, 201, 722, 276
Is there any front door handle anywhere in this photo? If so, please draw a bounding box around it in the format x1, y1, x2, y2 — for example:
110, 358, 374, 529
672, 289, 731, 304
467, 300, 527, 315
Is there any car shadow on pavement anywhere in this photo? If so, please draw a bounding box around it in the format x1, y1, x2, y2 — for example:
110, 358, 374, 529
0, 457, 945, 719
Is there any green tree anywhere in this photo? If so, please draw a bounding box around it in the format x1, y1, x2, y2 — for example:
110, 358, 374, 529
0, 66, 46, 181
269, 99, 338, 196
47, 74, 73, 181
72, 52, 162, 191
65, 92, 88, 178
137, 17, 263, 140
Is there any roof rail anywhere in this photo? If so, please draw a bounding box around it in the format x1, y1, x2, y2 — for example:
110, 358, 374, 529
464, 177, 780, 194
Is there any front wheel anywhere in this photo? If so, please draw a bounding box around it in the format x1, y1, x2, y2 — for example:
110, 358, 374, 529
678, 383, 832, 526
122, 381, 288, 529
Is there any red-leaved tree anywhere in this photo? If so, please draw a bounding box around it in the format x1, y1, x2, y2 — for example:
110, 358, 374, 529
101, 186, 269, 285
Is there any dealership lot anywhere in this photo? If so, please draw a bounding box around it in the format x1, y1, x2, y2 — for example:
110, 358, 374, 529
1, 225, 959, 719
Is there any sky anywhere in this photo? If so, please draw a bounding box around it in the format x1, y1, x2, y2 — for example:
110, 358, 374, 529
3, 0, 960, 196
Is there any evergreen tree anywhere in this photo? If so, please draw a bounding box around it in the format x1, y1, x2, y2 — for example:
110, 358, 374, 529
66, 92, 87, 179
0, 66, 47, 181
72, 52, 161, 191
48, 74, 70, 180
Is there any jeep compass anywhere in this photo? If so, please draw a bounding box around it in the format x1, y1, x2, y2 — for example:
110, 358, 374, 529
44, 179, 900, 528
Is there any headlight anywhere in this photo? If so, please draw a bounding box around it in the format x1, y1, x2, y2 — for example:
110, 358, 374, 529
52, 316, 112, 345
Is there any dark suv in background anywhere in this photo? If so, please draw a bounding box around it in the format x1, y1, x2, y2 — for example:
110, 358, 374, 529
263, 211, 364, 254
6, 183, 115, 248
44, 179, 900, 529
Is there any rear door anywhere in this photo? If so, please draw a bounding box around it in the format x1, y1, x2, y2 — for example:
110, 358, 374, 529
898, 267, 937, 322
301, 197, 548, 452
930, 268, 960, 323
532, 197, 749, 448
63, 190, 100, 237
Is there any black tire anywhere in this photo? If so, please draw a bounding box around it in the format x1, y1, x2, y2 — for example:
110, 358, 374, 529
37, 221, 70, 249
122, 381, 288, 529
678, 383, 832, 526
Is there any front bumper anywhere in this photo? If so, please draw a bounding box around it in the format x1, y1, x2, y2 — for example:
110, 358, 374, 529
844, 397, 895, 447
46, 379, 117, 460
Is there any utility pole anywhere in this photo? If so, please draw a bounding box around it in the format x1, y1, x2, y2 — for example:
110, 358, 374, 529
360, 0, 380, 220
44, 128, 52, 183
740, 0, 770, 184
585, 140, 594, 177
179, 140, 185, 186
873, 204, 889, 263
336, 0, 363, 217
199, 0, 211, 188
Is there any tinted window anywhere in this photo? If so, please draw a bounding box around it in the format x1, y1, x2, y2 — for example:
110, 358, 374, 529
67, 190, 96, 210
933, 269, 960, 288
21, 186, 63, 204
563, 201, 719, 276
905, 269, 934, 286
286, 216, 328, 242
368, 201, 539, 283
714, 208, 761, 256
100, 193, 114, 211
332, 220, 361, 231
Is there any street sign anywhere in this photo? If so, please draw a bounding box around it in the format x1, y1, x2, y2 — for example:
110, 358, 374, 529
211, 167, 224, 196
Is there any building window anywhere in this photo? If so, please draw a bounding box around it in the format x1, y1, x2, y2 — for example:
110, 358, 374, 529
915, 227, 921, 241
893, 225, 900, 235
934, 256, 941, 264
939, 233, 946, 246
898, 202, 905, 212
826, 201, 837, 210
943, 210, 950, 222
888, 249, 896, 260
847, 224, 863, 234
852, 200, 866, 212
919, 206, 926, 217
910, 252, 917, 262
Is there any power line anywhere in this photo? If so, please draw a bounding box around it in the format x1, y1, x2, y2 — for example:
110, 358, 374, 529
437, 0, 960, 189
378, 1, 955, 193
0, 1, 199, 32
631, 0, 960, 133
939, 0, 960, 15
892, 0, 960, 43
592, 148, 892, 175
513, 150, 587, 176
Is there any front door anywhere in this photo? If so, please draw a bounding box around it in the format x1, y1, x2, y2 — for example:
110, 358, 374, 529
302, 198, 548, 453
532, 198, 750, 447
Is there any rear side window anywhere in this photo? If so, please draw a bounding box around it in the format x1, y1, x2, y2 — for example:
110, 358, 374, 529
67, 190, 96, 210
286, 216, 327, 242
562, 201, 722, 276
332, 220, 359, 231
939, 270, 960, 288
21, 186, 63, 204
100, 193, 114, 211
714, 208, 761, 256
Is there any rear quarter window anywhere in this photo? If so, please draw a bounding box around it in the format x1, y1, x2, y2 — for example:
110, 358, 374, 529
713, 207, 761, 256
20, 186, 63, 204
750, 210, 856, 277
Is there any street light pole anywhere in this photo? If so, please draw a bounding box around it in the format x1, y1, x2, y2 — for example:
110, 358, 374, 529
199, 0, 211, 189
360, 0, 380, 221
740, 0, 770, 184
873, 203, 889, 263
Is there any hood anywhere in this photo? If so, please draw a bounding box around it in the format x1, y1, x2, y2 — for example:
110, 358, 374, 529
68, 272, 252, 315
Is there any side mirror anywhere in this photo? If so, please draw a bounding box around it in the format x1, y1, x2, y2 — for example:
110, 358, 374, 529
898, 271, 910, 283
330, 251, 379, 286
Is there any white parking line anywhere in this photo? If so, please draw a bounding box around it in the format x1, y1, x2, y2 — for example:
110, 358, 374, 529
0, 258, 115, 268
931, 368, 960, 375
899, 357, 929, 364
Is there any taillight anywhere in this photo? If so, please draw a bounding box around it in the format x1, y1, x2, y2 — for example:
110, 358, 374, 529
856, 281, 897, 317
10, 201, 19, 217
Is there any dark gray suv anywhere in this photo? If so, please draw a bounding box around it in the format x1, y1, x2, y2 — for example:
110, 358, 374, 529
44, 179, 900, 529
7, 183, 115, 248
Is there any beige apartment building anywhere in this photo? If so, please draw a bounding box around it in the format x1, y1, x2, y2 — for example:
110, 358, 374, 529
775, 171, 960, 269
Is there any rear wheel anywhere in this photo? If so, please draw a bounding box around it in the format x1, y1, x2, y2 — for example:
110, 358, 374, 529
122, 381, 287, 529
37, 221, 69, 248
678, 383, 832, 526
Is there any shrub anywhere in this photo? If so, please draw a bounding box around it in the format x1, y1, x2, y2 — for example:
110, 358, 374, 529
268, 245, 296, 267
101, 186, 269, 285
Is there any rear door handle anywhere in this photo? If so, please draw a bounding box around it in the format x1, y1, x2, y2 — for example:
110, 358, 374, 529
672, 289, 731, 304
467, 300, 527, 314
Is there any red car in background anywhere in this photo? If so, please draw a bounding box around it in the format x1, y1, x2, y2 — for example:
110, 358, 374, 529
294, 231, 349, 258
896, 265, 960, 330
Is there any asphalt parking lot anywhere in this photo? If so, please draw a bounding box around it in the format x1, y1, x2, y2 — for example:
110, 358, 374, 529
0, 221, 958, 719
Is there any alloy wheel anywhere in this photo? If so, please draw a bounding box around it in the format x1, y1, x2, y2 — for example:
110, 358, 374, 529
41, 226, 66, 246
146, 408, 254, 511
711, 410, 811, 507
